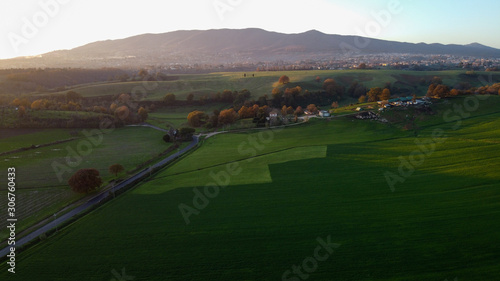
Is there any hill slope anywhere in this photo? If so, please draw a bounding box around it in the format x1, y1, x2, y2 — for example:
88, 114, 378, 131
1, 29, 500, 68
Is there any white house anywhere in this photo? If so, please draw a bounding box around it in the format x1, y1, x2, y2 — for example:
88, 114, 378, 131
319, 110, 331, 117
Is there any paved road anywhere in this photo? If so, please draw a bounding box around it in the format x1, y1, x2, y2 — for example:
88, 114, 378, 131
0, 135, 199, 258
1, 117, 349, 258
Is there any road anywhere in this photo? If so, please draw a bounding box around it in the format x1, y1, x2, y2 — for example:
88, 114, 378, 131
0, 135, 199, 258
1, 116, 351, 258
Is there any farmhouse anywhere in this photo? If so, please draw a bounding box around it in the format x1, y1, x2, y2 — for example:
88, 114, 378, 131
269, 109, 280, 118
318, 110, 331, 117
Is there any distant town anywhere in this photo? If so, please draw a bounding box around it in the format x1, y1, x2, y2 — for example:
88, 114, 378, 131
140, 53, 500, 74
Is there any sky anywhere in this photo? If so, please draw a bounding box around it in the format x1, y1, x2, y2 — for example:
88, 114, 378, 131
1, 0, 499, 59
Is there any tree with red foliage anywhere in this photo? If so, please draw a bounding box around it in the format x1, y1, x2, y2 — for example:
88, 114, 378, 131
218, 108, 238, 126
68, 169, 103, 193
307, 104, 318, 114
109, 164, 125, 177
278, 75, 290, 84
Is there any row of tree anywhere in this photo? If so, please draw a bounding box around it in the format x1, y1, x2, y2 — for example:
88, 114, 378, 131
186, 103, 321, 129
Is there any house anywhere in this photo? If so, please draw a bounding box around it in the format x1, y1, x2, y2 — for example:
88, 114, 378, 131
318, 110, 331, 117
267, 109, 282, 120
269, 109, 280, 118
268, 109, 282, 126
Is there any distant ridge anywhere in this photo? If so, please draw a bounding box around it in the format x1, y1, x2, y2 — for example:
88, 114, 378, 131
1, 28, 499, 68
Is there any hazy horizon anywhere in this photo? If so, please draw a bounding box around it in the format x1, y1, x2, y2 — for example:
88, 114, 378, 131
1, 0, 500, 59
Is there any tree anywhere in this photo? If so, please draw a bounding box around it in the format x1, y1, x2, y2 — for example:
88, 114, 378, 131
109, 103, 118, 113
187, 110, 208, 127
278, 75, 290, 84
118, 73, 130, 82
164, 93, 176, 105
380, 88, 391, 101
307, 104, 318, 114
238, 106, 256, 119
323, 78, 344, 98
30, 100, 44, 110
163, 134, 171, 143
433, 84, 450, 98
431, 76, 443, 85
348, 82, 367, 98
281, 105, 288, 116
323, 78, 337, 93
294, 106, 304, 116
12, 97, 30, 108
18, 106, 26, 118
209, 109, 221, 128
138, 69, 149, 79
315, 76, 322, 83
358, 63, 367, 69
450, 89, 459, 96
187, 93, 194, 103
221, 90, 236, 102
331, 101, 339, 109
66, 91, 82, 101
109, 164, 125, 177
68, 169, 102, 193
118, 93, 131, 103
367, 87, 383, 102
179, 127, 196, 141
218, 108, 238, 126
428, 84, 450, 98
138, 107, 148, 122
358, 95, 367, 103
279, 105, 294, 116
115, 106, 130, 121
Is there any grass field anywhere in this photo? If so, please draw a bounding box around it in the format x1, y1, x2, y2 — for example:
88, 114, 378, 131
2, 95, 499, 280
0, 126, 173, 241
0, 129, 78, 153
147, 103, 229, 130
43, 70, 500, 102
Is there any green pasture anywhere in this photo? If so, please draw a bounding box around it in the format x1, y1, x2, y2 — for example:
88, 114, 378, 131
0, 129, 78, 153
147, 103, 228, 129
0, 126, 172, 241
42, 70, 498, 102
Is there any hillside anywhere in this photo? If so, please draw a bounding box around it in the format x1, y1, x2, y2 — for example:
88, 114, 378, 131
1, 29, 500, 68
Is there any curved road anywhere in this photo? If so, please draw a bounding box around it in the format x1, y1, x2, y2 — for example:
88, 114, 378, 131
0, 135, 199, 258
1, 117, 338, 258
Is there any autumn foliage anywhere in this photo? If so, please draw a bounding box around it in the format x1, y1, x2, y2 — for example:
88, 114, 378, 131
187, 110, 208, 127
138, 107, 148, 122
306, 104, 318, 114
218, 109, 238, 126
68, 169, 103, 193
278, 75, 290, 84
109, 164, 125, 177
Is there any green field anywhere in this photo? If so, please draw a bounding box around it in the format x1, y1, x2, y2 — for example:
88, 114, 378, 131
0, 129, 79, 153
2, 95, 500, 280
0, 126, 173, 241
147, 103, 229, 129
44, 70, 500, 101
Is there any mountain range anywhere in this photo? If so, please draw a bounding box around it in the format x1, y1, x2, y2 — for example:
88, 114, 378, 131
2, 28, 499, 69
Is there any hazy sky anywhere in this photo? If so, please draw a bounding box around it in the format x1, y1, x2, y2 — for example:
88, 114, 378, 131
1, 0, 499, 59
